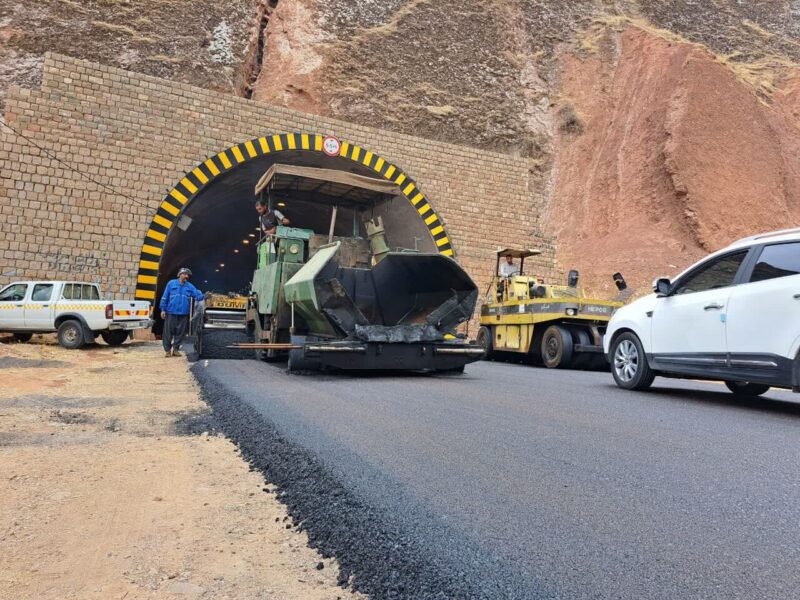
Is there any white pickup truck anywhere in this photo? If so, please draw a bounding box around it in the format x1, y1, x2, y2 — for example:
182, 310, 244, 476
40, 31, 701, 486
0, 281, 152, 349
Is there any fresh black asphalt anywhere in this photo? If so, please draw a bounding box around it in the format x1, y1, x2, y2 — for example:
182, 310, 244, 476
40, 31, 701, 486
191, 359, 800, 600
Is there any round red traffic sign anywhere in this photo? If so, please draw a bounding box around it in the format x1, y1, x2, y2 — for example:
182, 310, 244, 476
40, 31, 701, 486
322, 136, 341, 157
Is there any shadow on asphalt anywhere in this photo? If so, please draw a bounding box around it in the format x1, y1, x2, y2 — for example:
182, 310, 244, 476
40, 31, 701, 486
604, 383, 800, 417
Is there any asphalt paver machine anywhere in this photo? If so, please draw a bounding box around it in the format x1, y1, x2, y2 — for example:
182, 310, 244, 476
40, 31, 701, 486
235, 164, 484, 372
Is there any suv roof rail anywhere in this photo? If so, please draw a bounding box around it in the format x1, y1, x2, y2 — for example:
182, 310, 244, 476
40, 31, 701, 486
731, 226, 800, 246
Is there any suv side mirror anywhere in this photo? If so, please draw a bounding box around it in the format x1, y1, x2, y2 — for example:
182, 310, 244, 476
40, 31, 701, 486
653, 277, 672, 297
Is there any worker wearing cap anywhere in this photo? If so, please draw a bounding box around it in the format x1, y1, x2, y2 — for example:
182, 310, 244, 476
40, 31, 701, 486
255, 199, 290, 235
159, 267, 204, 357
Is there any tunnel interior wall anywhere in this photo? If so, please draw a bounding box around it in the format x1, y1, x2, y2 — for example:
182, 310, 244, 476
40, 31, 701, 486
0, 54, 558, 319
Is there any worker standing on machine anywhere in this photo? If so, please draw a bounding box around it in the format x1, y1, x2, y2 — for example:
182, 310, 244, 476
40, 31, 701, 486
255, 199, 290, 236
159, 267, 204, 358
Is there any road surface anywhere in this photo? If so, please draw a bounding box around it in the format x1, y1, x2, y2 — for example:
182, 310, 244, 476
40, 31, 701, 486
193, 359, 800, 599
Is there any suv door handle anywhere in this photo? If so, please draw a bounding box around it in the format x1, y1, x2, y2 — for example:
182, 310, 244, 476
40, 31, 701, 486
704, 303, 724, 310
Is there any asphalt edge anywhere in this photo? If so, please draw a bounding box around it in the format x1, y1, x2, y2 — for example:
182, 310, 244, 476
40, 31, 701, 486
190, 363, 490, 600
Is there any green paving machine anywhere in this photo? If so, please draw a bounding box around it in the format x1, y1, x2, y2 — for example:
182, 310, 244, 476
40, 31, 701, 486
238, 164, 483, 372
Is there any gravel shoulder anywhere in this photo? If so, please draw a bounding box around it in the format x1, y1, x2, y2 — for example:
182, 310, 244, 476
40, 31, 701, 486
0, 336, 362, 600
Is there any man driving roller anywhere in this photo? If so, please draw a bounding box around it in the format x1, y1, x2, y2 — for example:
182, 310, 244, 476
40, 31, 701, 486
499, 254, 519, 277
255, 199, 290, 235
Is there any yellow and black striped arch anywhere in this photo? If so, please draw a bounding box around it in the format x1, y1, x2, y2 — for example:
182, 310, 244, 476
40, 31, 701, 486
134, 133, 454, 302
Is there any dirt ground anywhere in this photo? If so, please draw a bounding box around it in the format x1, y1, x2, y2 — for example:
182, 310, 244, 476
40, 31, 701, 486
0, 336, 363, 600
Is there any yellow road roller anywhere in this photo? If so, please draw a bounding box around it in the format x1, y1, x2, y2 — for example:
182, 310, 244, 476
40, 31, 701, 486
477, 249, 626, 369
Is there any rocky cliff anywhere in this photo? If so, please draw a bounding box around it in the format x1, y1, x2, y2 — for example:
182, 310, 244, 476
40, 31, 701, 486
2, 0, 799, 294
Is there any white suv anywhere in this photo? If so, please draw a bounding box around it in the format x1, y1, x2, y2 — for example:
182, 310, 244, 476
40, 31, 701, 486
605, 228, 800, 396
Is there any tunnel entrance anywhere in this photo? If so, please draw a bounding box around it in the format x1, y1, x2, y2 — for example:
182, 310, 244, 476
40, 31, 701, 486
135, 133, 454, 305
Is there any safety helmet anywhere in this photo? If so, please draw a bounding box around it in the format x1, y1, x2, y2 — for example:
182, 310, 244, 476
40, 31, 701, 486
177, 267, 192, 277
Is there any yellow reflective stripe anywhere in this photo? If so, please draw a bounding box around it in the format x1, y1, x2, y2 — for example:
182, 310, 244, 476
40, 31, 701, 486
180, 177, 197, 194
436, 236, 449, 247
245, 140, 258, 158
287, 134, 297, 150
218, 151, 232, 169
441, 248, 454, 256
192, 167, 209, 184
384, 165, 396, 179
137, 274, 157, 285
425, 214, 438, 225
314, 135, 323, 151
301, 134, 310, 149
231, 146, 245, 163
258, 137, 269, 153
146, 229, 166, 243
153, 214, 172, 229
271, 135, 283, 151
140, 259, 159, 270
351, 146, 361, 161
403, 183, 415, 196
340, 141, 350, 156
204, 158, 220, 176
363, 151, 373, 165
417, 203, 432, 216
170, 189, 188, 205
395, 173, 406, 186
430, 225, 444, 236
161, 201, 180, 216
374, 157, 385, 172
142, 244, 163, 257
410, 192, 424, 206
136, 290, 156, 300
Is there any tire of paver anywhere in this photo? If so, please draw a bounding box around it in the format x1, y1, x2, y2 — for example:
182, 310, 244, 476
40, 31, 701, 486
101, 329, 129, 347
57, 320, 85, 350
724, 381, 770, 397
11, 333, 33, 343
610, 331, 655, 391
541, 325, 573, 369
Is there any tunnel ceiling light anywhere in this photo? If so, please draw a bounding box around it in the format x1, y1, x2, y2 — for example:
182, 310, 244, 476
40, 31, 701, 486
243, 239, 250, 245
215, 269, 219, 272
248, 233, 256, 238
220, 263, 225, 268
277, 202, 286, 207
234, 249, 239, 253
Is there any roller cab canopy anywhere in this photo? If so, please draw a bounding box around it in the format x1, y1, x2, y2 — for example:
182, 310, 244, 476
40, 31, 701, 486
255, 164, 399, 208
496, 248, 542, 259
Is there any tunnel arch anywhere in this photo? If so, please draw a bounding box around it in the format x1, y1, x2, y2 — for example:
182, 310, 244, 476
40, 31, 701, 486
134, 132, 454, 302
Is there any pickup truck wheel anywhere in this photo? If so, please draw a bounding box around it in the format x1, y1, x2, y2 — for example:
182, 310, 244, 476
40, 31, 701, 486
57, 320, 85, 350
100, 330, 129, 347
610, 332, 655, 390
11, 333, 33, 343
724, 381, 770, 397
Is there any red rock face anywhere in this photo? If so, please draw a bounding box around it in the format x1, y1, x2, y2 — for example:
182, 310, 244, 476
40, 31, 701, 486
251, 0, 329, 115
548, 28, 800, 295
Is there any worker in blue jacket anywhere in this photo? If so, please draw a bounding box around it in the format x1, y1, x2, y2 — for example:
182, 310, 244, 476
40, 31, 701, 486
159, 267, 204, 357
